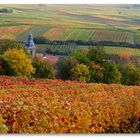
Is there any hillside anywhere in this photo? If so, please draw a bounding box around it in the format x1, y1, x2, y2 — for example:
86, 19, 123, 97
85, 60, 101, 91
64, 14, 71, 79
0, 4, 140, 47
0, 76, 140, 133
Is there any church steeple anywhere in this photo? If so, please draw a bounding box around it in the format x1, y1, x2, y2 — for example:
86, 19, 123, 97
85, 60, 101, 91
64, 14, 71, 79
25, 31, 35, 48
25, 31, 36, 58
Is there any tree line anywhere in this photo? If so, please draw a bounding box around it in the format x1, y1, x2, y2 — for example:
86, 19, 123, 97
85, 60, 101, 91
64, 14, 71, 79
33, 36, 139, 49
0, 40, 140, 85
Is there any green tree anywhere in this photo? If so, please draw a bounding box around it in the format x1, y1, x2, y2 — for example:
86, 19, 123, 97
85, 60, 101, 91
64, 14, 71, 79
56, 56, 77, 80
32, 55, 55, 79
0, 55, 14, 76
89, 61, 104, 83
71, 63, 90, 82
0, 40, 23, 54
88, 46, 107, 64
103, 62, 121, 84
70, 49, 89, 65
120, 64, 140, 85
4, 48, 35, 77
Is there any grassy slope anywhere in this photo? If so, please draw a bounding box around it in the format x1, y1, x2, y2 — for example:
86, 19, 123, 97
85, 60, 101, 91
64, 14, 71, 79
0, 5, 140, 34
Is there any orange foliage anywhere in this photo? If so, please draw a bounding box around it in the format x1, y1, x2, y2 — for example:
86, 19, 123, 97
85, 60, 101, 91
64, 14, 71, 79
120, 51, 130, 60
0, 76, 140, 133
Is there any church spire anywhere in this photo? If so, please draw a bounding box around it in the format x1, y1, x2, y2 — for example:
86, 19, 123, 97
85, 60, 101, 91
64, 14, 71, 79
25, 31, 36, 58
25, 30, 35, 48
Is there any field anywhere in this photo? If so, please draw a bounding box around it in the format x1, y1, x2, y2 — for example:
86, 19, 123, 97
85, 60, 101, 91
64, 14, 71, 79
0, 26, 30, 40
135, 31, 140, 45
0, 76, 140, 133
0, 4, 140, 135
104, 46, 140, 57
57, 28, 95, 41
36, 44, 140, 57
0, 5, 140, 47
92, 30, 134, 44
43, 28, 66, 41
17, 26, 50, 42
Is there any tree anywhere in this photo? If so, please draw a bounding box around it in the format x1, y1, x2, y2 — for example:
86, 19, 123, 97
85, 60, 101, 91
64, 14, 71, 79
32, 55, 55, 79
34, 36, 49, 44
103, 62, 121, 84
88, 46, 107, 64
0, 40, 23, 54
120, 64, 140, 85
89, 61, 104, 83
71, 64, 90, 82
56, 56, 77, 80
4, 48, 35, 77
70, 49, 89, 65
0, 55, 14, 76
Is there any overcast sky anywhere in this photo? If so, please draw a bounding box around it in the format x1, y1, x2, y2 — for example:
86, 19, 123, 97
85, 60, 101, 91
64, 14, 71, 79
1, 0, 140, 4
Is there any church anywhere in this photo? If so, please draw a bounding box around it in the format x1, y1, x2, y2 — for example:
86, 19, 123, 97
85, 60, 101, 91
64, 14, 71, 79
25, 31, 36, 58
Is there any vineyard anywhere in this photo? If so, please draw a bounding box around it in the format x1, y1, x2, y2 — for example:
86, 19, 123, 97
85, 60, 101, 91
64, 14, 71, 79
92, 30, 134, 44
136, 31, 140, 45
36, 44, 81, 54
17, 26, 50, 42
0, 5, 140, 47
43, 28, 66, 41
0, 76, 140, 133
104, 46, 140, 57
0, 26, 30, 40
43, 28, 134, 44
60, 28, 95, 41
36, 44, 140, 57
43, 28, 95, 41
0, 4, 140, 135
0, 25, 137, 47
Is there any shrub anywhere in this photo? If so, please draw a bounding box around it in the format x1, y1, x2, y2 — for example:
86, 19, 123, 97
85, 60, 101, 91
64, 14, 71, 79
120, 64, 140, 85
0, 55, 14, 76
88, 46, 107, 64
89, 61, 104, 83
34, 36, 49, 44
0, 40, 23, 54
70, 49, 89, 65
4, 48, 35, 77
32, 55, 55, 79
71, 63, 90, 82
56, 56, 77, 80
103, 62, 121, 84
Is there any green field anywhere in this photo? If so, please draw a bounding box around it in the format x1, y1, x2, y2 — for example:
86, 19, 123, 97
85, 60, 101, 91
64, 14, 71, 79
135, 31, 140, 45
60, 28, 95, 41
17, 25, 50, 42
104, 46, 140, 57
0, 4, 140, 51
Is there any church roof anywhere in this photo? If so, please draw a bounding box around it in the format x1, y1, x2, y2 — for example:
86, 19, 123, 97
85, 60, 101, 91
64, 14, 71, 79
25, 31, 35, 48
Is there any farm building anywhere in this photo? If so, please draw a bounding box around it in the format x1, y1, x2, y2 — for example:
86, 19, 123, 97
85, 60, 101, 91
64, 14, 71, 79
25, 31, 36, 58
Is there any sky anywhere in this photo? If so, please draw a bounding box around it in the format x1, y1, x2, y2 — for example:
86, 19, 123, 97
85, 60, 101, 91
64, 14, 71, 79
0, 0, 140, 4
